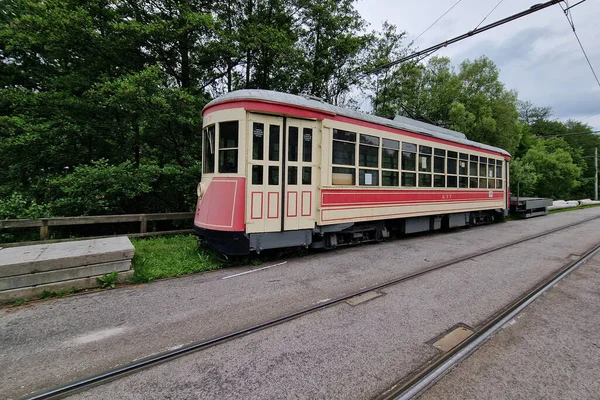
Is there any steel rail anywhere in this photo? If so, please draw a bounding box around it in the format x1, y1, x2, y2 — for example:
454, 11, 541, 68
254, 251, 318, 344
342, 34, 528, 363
380, 242, 600, 400
27, 214, 600, 400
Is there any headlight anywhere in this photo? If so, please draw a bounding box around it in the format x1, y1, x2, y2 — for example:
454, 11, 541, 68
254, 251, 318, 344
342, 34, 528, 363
197, 182, 203, 198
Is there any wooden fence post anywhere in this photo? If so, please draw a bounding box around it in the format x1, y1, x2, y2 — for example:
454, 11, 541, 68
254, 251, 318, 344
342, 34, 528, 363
40, 219, 49, 240
140, 216, 147, 234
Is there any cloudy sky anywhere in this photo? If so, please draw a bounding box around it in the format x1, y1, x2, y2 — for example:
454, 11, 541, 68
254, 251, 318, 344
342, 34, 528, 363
355, 0, 600, 130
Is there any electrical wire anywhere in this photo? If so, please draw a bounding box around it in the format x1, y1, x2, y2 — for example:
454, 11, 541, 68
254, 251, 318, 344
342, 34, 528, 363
559, 1, 600, 88
409, 0, 464, 47
474, 0, 505, 30
367, 0, 564, 74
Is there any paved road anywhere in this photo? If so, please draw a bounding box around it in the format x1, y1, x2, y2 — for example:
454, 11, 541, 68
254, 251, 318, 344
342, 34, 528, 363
1, 207, 599, 399
421, 243, 600, 399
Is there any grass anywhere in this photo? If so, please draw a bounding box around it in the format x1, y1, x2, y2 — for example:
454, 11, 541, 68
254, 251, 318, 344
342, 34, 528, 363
131, 235, 223, 282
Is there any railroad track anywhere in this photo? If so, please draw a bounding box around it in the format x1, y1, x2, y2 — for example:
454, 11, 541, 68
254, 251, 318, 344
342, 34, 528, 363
28, 215, 600, 400
379, 240, 600, 400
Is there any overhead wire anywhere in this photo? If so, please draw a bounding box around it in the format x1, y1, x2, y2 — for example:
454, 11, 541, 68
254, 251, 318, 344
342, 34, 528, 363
474, 0, 505, 30
367, 0, 565, 75
559, 0, 600, 88
409, 0, 464, 47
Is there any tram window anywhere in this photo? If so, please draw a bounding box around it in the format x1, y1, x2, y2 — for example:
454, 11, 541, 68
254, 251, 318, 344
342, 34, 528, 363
403, 142, 417, 152
447, 175, 458, 188
382, 139, 399, 169
401, 172, 416, 187
418, 154, 431, 172
383, 138, 400, 150
268, 166, 279, 185
402, 150, 416, 171
303, 128, 313, 162
252, 165, 263, 185
496, 179, 503, 189
488, 179, 495, 189
360, 134, 379, 146
219, 121, 238, 148
218, 121, 238, 173
219, 149, 237, 173
302, 167, 312, 185
470, 177, 478, 188
288, 166, 297, 185
360, 169, 379, 186
434, 148, 445, 157
470, 155, 478, 162
268, 125, 280, 161
448, 151, 458, 159
459, 176, 468, 188
383, 148, 399, 169
333, 129, 356, 142
496, 160, 502, 178
332, 167, 355, 185
419, 173, 432, 187
203, 125, 215, 173
252, 123, 264, 160
470, 160, 478, 176
434, 156, 445, 173
288, 126, 299, 162
434, 175, 445, 187
459, 153, 468, 160
447, 158, 457, 174
382, 171, 399, 186
488, 159, 495, 178
359, 134, 379, 168
459, 159, 468, 175
479, 178, 487, 188
420, 145, 432, 155
479, 159, 487, 177
332, 129, 356, 166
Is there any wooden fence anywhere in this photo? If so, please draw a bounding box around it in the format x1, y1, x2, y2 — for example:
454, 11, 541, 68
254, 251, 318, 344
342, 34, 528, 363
0, 212, 195, 247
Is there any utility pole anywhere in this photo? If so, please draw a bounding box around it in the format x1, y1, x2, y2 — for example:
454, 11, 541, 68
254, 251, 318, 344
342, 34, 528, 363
595, 146, 598, 201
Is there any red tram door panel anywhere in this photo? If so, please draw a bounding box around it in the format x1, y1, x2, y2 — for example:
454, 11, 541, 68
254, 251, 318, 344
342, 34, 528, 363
247, 114, 283, 234
284, 119, 317, 231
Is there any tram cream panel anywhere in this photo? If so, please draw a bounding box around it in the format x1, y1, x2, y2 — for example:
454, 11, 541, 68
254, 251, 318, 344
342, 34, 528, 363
202, 108, 248, 178
321, 198, 505, 224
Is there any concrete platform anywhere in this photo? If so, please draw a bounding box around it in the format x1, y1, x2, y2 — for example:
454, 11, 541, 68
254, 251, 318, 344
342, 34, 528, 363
0, 237, 134, 302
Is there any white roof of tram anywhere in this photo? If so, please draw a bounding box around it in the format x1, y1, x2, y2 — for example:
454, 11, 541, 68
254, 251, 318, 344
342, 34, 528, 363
204, 90, 511, 157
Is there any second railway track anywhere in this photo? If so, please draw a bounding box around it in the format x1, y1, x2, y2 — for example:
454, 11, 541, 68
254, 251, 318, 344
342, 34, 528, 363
28, 214, 600, 400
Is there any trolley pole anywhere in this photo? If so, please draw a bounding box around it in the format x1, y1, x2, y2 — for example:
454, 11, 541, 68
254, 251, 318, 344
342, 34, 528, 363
594, 146, 598, 200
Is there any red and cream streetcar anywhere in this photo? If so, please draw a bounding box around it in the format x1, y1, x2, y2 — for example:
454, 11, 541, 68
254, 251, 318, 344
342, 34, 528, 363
194, 90, 510, 255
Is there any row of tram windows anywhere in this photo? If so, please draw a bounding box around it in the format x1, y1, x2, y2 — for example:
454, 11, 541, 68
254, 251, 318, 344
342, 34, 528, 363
331, 128, 504, 189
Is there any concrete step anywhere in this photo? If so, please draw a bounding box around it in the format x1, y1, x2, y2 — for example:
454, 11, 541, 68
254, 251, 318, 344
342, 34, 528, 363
0, 236, 134, 277
0, 260, 132, 291
0, 237, 135, 302
0, 270, 134, 302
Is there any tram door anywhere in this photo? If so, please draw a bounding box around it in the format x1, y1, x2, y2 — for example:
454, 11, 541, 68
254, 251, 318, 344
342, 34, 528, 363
284, 119, 317, 231
247, 114, 284, 234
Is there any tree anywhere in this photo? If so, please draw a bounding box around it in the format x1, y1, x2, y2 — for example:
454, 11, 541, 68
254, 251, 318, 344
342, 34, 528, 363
521, 140, 583, 199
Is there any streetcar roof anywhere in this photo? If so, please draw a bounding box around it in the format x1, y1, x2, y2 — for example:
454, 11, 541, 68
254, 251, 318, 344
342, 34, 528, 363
204, 89, 511, 157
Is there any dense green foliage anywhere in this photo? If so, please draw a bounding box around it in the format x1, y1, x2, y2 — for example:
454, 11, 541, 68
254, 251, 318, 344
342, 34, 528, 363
1, 0, 598, 220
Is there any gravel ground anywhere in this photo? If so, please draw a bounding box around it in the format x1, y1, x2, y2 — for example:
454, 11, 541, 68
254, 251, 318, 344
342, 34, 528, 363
65, 211, 600, 400
2, 207, 600, 399
420, 249, 600, 399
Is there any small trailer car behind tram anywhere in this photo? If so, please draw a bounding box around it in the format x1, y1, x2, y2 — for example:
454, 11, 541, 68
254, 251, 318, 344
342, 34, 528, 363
194, 90, 511, 255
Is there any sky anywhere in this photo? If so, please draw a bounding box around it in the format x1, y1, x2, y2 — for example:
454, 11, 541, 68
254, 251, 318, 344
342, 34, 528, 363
354, 0, 600, 130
